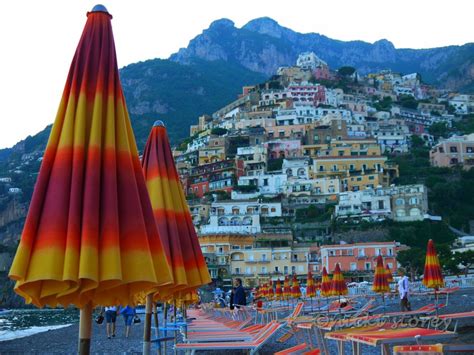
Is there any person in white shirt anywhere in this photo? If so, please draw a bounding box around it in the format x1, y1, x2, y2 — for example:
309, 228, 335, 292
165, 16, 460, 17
397, 268, 411, 311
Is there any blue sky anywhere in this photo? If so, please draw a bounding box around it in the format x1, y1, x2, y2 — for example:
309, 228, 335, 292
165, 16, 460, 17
0, 0, 472, 148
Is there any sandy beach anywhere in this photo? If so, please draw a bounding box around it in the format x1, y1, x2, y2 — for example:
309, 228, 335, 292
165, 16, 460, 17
1, 288, 473, 354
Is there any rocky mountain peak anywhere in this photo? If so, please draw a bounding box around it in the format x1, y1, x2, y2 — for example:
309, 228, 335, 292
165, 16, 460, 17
243, 17, 285, 38
209, 18, 235, 30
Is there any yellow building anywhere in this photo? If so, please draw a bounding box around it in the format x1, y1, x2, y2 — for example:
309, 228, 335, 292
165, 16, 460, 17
230, 245, 310, 287
198, 146, 226, 165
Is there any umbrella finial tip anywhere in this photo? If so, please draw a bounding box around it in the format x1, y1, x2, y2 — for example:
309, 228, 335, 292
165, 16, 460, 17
153, 120, 165, 127
91, 4, 109, 13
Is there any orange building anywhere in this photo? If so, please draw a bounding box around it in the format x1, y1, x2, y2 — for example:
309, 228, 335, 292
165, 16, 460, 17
319, 241, 401, 273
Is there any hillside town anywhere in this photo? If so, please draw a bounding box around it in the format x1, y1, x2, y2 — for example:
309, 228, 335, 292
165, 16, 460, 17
170, 52, 474, 288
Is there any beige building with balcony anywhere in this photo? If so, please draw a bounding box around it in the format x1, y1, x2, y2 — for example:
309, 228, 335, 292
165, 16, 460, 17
430, 134, 474, 170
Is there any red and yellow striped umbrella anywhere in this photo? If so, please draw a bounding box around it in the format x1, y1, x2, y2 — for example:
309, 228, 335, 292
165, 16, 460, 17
422, 239, 444, 289
306, 270, 316, 298
142, 122, 211, 299
275, 279, 283, 300
291, 275, 301, 299
320, 267, 332, 297
372, 255, 390, 293
9, 6, 173, 308
330, 264, 348, 296
267, 281, 274, 300
283, 276, 291, 299
385, 264, 394, 283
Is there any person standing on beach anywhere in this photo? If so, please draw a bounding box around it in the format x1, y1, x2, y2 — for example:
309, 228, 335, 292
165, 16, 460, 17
120, 305, 136, 338
397, 268, 411, 312
104, 306, 118, 339
230, 278, 246, 309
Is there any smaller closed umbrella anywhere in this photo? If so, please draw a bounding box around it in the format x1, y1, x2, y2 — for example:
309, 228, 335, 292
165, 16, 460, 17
373, 255, 390, 312
291, 275, 301, 299
385, 264, 394, 283
267, 281, 274, 300
422, 239, 444, 314
275, 279, 283, 301
320, 267, 332, 297
306, 270, 316, 298
283, 276, 291, 300
331, 264, 348, 313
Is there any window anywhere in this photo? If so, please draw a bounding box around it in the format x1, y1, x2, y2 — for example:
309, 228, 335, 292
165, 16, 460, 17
275, 266, 279, 272
365, 262, 371, 270
409, 197, 418, 205
248, 254, 254, 261
284, 266, 289, 274
450, 146, 458, 153
349, 164, 355, 171
262, 254, 267, 261
378, 200, 385, 209
319, 165, 325, 172
395, 198, 405, 206
359, 248, 365, 256
388, 248, 393, 256
261, 266, 267, 274
467, 147, 474, 153
375, 248, 381, 256
234, 267, 240, 274
291, 266, 296, 273
350, 263, 357, 271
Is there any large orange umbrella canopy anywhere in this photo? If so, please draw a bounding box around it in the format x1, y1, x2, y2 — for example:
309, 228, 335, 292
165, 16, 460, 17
372, 255, 390, 293
275, 279, 283, 300
385, 264, 394, 283
291, 275, 301, 298
8, 8, 172, 307
422, 239, 444, 289
320, 267, 332, 297
283, 276, 291, 299
330, 264, 348, 296
306, 270, 316, 298
141, 122, 211, 299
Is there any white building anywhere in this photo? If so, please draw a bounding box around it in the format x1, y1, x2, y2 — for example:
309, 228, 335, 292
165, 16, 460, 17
389, 184, 428, 222
335, 188, 391, 220
200, 201, 282, 234
237, 173, 287, 195
236, 146, 267, 176
282, 158, 310, 179
296, 52, 327, 70
8, 187, 22, 194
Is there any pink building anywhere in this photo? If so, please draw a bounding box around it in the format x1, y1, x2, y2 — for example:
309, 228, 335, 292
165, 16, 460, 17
430, 134, 474, 170
319, 241, 400, 273
287, 82, 326, 106
264, 140, 302, 160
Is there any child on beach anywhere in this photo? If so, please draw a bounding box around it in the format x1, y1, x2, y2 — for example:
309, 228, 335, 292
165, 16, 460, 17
120, 305, 136, 338
104, 306, 118, 339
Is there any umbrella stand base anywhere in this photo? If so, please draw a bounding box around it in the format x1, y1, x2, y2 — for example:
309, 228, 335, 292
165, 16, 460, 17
78, 302, 92, 355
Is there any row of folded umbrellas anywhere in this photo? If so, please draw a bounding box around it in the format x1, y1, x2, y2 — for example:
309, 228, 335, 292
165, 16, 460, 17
254, 239, 444, 300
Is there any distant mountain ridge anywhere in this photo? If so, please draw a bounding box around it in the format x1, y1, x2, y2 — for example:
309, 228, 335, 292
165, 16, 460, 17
171, 17, 474, 92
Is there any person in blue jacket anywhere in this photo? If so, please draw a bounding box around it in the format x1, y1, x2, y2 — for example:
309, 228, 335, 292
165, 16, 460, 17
120, 305, 136, 338
230, 278, 246, 309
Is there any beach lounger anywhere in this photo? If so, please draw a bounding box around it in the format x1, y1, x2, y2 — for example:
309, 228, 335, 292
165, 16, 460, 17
274, 342, 321, 355
175, 321, 283, 354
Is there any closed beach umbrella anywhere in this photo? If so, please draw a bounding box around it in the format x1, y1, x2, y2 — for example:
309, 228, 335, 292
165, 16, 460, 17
283, 276, 291, 299
385, 264, 394, 283
320, 267, 332, 297
142, 122, 211, 298
422, 239, 444, 289
8, 5, 172, 353
422, 239, 444, 314
267, 281, 274, 300
330, 264, 348, 296
291, 275, 301, 299
141, 122, 211, 353
372, 255, 390, 293
306, 270, 316, 298
275, 279, 283, 300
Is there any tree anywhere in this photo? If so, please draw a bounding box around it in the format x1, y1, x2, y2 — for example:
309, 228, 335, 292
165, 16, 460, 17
398, 94, 418, 110
454, 250, 474, 277
211, 127, 228, 136
338, 66, 356, 77
397, 248, 425, 280
428, 122, 449, 139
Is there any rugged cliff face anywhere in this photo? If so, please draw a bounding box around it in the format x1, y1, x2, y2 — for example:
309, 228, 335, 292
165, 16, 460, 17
171, 17, 474, 91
